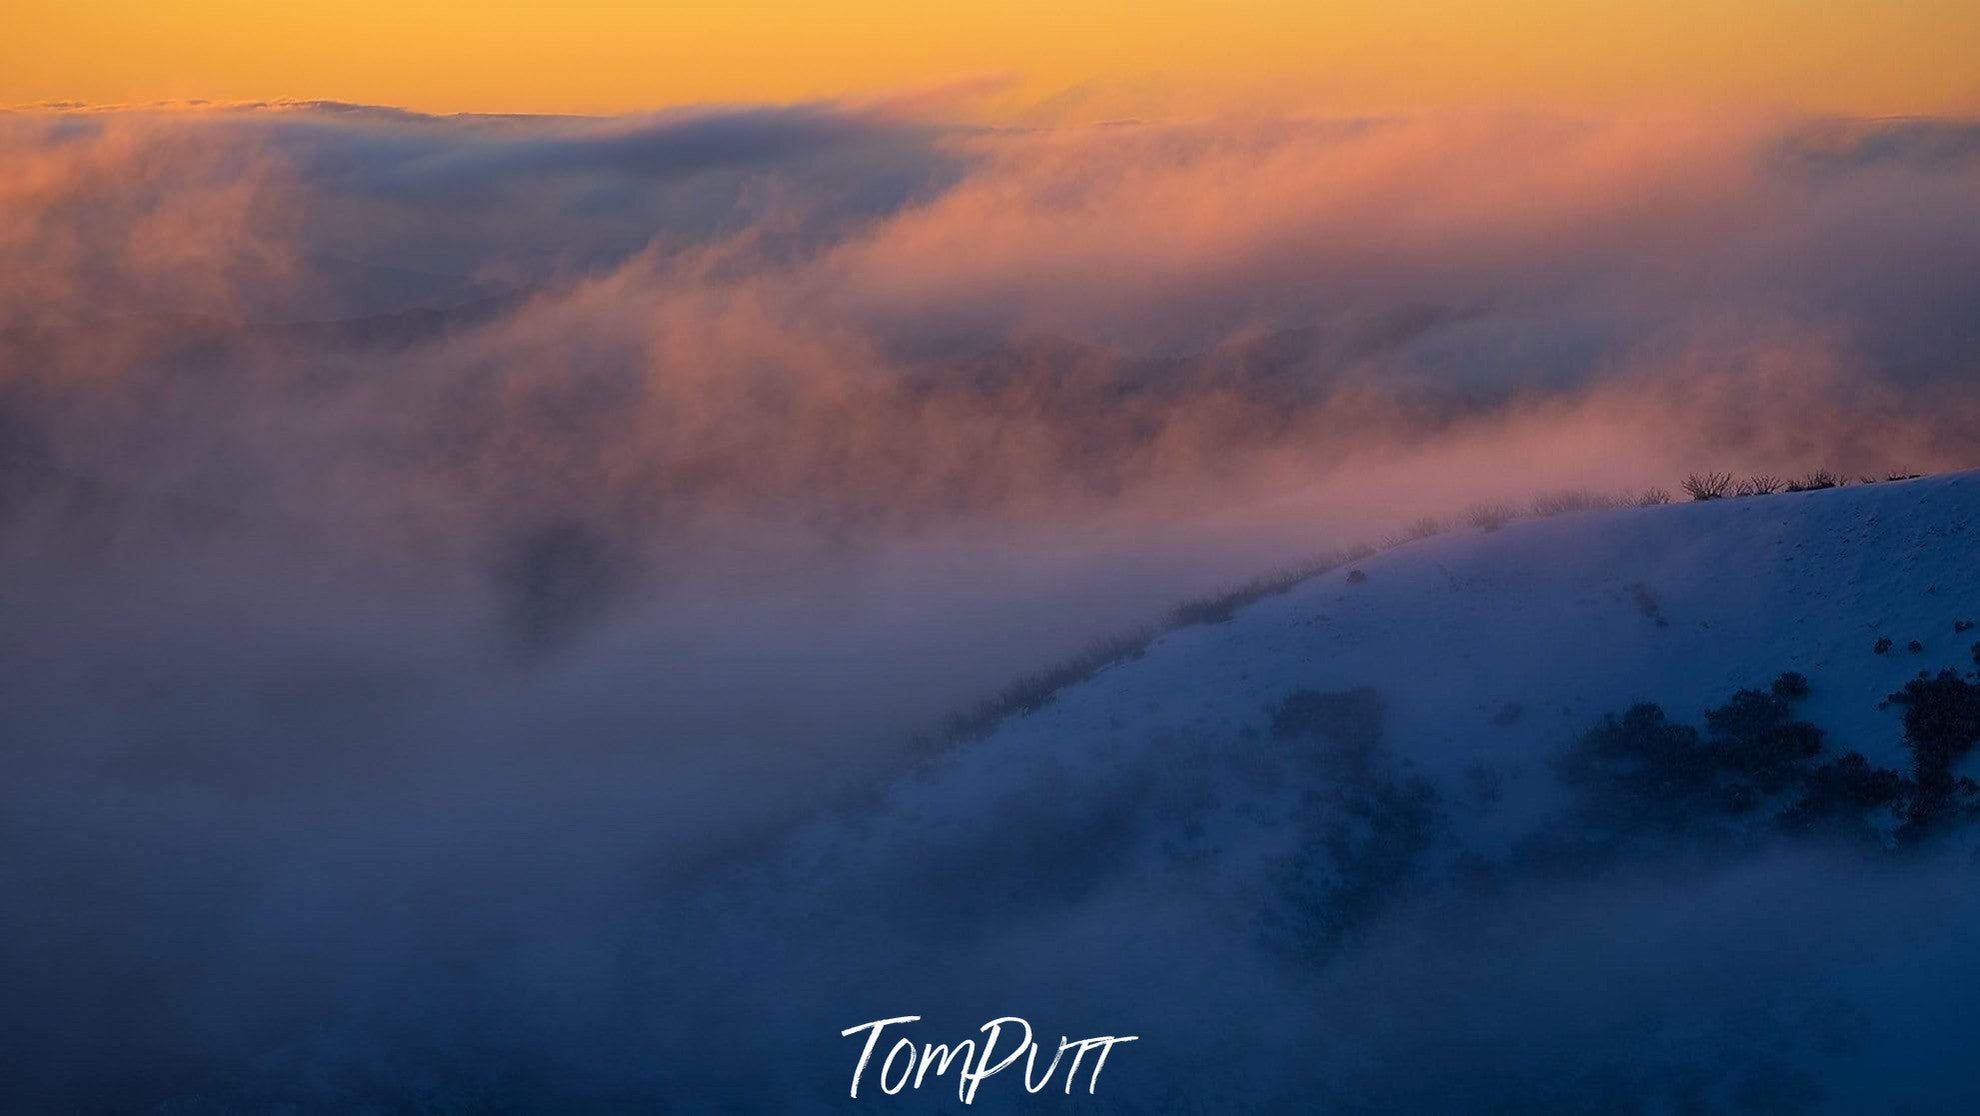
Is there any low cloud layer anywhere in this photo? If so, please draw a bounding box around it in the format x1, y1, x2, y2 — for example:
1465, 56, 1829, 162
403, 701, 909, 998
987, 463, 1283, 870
2, 98, 1979, 1108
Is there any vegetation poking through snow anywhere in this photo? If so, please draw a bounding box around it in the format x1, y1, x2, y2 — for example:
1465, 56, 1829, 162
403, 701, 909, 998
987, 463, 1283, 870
933, 626, 1157, 742
1882, 670, 1980, 838
1167, 544, 1378, 628
1550, 671, 1980, 847
1258, 669, 1980, 963
1531, 488, 1621, 517
1683, 471, 1734, 500
1464, 501, 1520, 531
921, 664, 1980, 1021
1397, 516, 1447, 543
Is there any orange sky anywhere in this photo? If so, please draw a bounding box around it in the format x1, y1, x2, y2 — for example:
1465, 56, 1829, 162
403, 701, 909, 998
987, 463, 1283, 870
7, 0, 1980, 117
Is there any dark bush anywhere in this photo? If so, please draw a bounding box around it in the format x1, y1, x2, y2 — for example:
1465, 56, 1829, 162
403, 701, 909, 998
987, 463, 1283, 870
1780, 753, 1906, 835
1874, 638, 1893, 655
1556, 703, 1717, 817
1886, 671, 1980, 770
1885, 670, 1980, 837
1910, 640, 1925, 654
1681, 471, 1734, 500
1346, 569, 1367, 584
1704, 688, 1790, 741
1547, 671, 1980, 847
1735, 474, 1785, 497
1553, 674, 1853, 834
1704, 688, 1825, 793
1956, 620, 1974, 634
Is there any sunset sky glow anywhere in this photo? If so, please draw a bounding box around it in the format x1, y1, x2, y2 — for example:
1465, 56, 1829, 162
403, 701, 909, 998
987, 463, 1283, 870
10, 0, 1980, 117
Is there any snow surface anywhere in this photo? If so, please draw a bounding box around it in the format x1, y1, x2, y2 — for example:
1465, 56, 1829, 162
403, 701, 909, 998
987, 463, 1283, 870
920, 469, 1978, 833
753, 470, 1980, 1110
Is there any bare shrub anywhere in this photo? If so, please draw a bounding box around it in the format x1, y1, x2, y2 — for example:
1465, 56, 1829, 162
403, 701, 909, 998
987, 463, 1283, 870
1735, 474, 1784, 497
1401, 516, 1446, 542
1636, 487, 1673, 507
1530, 489, 1618, 517
1170, 570, 1306, 627
1681, 471, 1733, 500
940, 626, 1158, 741
1464, 502, 1520, 531
1167, 547, 1360, 628
1786, 469, 1840, 492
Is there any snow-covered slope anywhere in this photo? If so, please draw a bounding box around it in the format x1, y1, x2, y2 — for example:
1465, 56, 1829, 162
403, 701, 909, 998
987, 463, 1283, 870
752, 470, 1980, 1111
953, 469, 1980, 833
